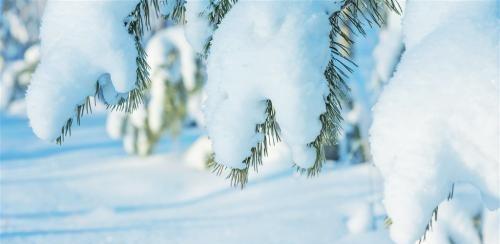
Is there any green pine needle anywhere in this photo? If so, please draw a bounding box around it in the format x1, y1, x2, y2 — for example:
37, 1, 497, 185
293, 0, 401, 174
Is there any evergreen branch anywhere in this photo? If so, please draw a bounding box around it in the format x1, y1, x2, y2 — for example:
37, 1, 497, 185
170, 0, 188, 24
55, 0, 163, 144
418, 206, 439, 244
110, 0, 159, 111
206, 0, 400, 185
202, 0, 238, 56
56, 82, 102, 145
208, 100, 281, 188
293, 0, 401, 175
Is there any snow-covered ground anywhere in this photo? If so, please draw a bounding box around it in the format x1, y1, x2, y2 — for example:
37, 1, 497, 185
0, 113, 393, 244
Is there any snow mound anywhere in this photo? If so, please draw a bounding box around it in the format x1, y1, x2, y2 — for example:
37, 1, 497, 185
205, 0, 333, 169
370, 1, 499, 243
26, 0, 138, 141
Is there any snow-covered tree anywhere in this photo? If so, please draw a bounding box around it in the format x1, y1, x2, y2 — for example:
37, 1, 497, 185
22, 0, 500, 243
185, 0, 401, 187
26, 0, 400, 184
25, 0, 186, 144
107, 26, 203, 155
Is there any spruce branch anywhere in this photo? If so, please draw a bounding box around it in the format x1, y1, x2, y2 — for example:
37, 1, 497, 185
207, 0, 400, 186
55, 81, 109, 144
110, 0, 160, 112
208, 100, 281, 188
293, 0, 401, 174
55, 0, 164, 144
169, 0, 188, 24
202, 0, 238, 56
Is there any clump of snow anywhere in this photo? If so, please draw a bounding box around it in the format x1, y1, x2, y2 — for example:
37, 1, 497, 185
370, 1, 499, 243
26, 0, 138, 141
204, 1, 334, 169
184, 135, 212, 170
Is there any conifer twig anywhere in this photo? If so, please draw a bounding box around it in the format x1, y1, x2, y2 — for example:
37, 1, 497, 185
56, 0, 162, 144
207, 0, 401, 187
293, 0, 401, 174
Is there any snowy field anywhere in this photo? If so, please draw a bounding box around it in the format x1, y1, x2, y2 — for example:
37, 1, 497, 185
1, 113, 393, 244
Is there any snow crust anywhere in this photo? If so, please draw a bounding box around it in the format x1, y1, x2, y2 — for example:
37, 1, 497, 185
204, 0, 334, 169
26, 0, 138, 141
370, 1, 499, 243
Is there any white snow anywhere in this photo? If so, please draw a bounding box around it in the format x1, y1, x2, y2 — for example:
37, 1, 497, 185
482, 209, 500, 244
26, 0, 138, 141
184, 0, 212, 54
419, 187, 484, 244
106, 110, 127, 140
204, 0, 335, 169
372, 2, 404, 85
183, 135, 212, 170
370, 0, 499, 243
346, 203, 374, 234
0, 113, 392, 244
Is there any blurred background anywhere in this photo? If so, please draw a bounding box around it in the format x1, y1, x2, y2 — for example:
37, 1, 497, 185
0, 1, 497, 243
